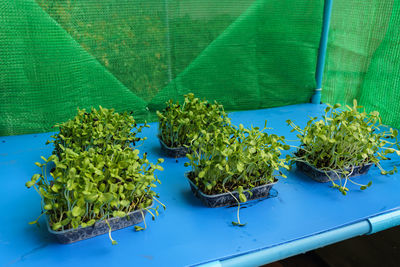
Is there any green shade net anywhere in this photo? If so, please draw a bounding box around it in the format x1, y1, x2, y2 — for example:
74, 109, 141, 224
322, 0, 400, 129
0, 0, 323, 136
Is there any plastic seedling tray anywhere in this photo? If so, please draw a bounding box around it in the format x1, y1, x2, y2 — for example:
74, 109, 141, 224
158, 136, 191, 158
185, 172, 277, 208
296, 161, 373, 183
46, 205, 151, 244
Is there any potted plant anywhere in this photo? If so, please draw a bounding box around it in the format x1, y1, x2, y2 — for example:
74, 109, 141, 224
27, 107, 165, 244
26, 145, 165, 244
156, 93, 230, 157
287, 100, 400, 195
47, 106, 148, 156
184, 121, 290, 225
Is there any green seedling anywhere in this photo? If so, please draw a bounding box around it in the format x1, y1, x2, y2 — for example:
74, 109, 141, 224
47, 106, 148, 156
157, 93, 230, 149
26, 146, 164, 244
185, 120, 290, 225
287, 100, 400, 194
27, 107, 165, 244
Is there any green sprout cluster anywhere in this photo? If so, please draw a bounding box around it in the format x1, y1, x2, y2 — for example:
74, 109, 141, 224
287, 100, 400, 194
185, 120, 290, 225
47, 106, 147, 155
157, 93, 230, 148
27, 107, 164, 244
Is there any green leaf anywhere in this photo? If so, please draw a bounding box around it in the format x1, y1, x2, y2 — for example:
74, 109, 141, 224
61, 218, 71, 226
48, 155, 57, 162
198, 171, 205, 178
239, 193, 247, 203
52, 223, 62, 231
283, 145, 290, 150
87, 219, 96, 227
120, 200, 130, 207
113, 211, 126, 218
237, 162, 244, 172
25, 181, 35, 188
134, 225, 145, 231
333, 103, 341, 109
100, 193, 114, 203
155, 165, 164, 171
72, 206, 82, 217
232, 221, 247, 227
237, 186, 243, 194
84, 193, 98, 203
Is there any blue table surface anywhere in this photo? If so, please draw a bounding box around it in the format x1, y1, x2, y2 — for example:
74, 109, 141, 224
1, 104, 400, 267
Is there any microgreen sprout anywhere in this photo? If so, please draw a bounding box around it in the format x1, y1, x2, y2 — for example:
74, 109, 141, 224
287, 100, 400, 194
134, 211, 147, 232
226, 190, 246, 227
26, 147, 164, 244
185, 120, 289, 225
157, 93, 230, 149
105, 219, 117, 245
47, 106, 148, 155
27, 108, 165, 244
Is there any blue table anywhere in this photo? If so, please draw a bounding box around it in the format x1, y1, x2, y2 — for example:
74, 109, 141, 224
1, 104, 400, 267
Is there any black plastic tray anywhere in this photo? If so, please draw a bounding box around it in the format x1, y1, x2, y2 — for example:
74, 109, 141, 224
296, 161, 373, 183
47, 206, 150, 244
185, 172, 277, 208
158, 137, 190, 158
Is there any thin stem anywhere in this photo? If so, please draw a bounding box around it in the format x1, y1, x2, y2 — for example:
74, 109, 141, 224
225, 189, 245, 226
152, 197, 166, 210
105, 219, 117, 245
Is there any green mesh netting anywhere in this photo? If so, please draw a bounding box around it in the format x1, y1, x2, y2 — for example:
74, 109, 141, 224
0, 0, 323, 136
322, 0, 400, 129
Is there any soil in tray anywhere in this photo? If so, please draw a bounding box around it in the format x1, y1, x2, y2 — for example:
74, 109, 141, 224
294, 150, 373, 183
47, 206, 149, 244
296, 161, 373, 183
187, 171, 273, 194
158, 137, 191, 158
295, 149, 371, 170
186, 171, 277, 208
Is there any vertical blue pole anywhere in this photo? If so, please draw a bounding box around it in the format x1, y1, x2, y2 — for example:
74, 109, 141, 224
312, 0, 333, 104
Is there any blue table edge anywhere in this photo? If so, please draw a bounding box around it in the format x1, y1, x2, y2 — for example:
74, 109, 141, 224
198, 208, 400, 267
